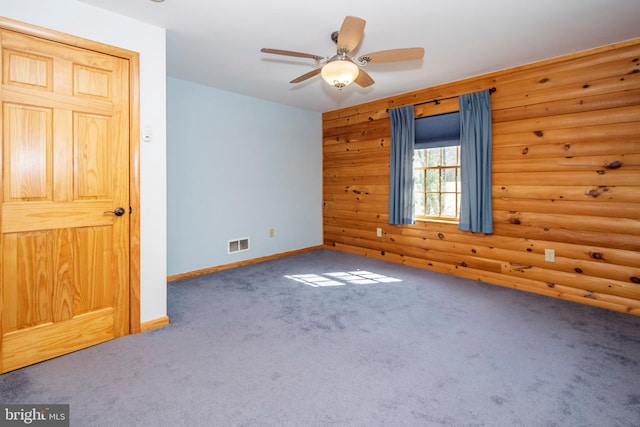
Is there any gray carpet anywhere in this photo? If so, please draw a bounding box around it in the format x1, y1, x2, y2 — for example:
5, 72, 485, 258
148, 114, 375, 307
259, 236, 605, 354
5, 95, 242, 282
2, 249, 639, 426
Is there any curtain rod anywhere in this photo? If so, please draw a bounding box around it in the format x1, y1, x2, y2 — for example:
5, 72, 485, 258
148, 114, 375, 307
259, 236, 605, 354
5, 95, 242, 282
386, 87, 496, 112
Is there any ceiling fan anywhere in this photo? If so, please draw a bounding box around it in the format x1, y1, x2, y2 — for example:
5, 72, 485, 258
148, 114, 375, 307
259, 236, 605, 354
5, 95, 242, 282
261, 16, 424, 90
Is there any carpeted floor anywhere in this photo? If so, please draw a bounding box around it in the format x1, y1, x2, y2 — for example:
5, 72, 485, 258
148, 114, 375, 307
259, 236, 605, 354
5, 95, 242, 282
1, 249, 639, 426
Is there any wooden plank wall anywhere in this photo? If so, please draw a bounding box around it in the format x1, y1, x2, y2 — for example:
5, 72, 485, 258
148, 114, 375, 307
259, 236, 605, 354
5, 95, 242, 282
322, 38, 640, 315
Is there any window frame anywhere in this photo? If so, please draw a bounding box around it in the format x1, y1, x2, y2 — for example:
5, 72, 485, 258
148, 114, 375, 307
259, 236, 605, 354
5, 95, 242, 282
413, 145, 461, 222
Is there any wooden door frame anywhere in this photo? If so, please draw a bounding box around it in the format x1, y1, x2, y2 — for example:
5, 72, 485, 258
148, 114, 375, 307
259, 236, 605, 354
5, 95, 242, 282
0, 16, 142, 333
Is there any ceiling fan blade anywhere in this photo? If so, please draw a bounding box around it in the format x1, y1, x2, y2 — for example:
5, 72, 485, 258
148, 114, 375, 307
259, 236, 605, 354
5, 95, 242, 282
354, 68, 374, 87
358, 48, 425, 64
261, 48, 324, 61
290, 68, 322, 84
337, 16, 366, 52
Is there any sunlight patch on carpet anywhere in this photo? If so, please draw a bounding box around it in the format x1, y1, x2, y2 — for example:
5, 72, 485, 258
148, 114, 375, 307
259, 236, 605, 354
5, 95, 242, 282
285, 270, 402, 287
285, 274, 344, 287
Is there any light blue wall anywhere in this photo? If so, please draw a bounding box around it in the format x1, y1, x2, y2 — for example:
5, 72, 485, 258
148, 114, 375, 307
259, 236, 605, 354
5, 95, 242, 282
167, 77, 323, 276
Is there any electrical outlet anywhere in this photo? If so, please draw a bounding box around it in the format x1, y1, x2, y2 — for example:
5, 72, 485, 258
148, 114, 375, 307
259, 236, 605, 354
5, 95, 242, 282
376, 228, 382, 237
545, 249, 555, 262
269, 228, 276, 238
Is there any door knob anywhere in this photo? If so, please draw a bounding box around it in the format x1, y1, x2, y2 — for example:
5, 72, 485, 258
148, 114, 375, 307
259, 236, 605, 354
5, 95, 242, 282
104, 207, 126, 216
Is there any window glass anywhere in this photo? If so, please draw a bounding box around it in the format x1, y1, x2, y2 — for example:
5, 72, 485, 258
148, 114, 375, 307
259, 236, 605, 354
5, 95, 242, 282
426, 168, 440, 192
441, 193, 458, 218
427, 149, 441, 167
443, 146, 458, 167
443, 168, 457, 192
413, 170, 425, 192
414, 150, 428, 168
426, 192, 440, 217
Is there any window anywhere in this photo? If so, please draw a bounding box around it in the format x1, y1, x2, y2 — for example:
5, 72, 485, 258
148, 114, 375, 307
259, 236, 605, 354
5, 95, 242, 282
414, 146, 461, 220
413, 111, 461, 221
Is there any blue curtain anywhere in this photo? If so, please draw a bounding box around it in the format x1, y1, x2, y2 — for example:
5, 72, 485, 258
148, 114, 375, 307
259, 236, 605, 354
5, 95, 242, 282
388, 105, 415, 224
458, 90, 493, 233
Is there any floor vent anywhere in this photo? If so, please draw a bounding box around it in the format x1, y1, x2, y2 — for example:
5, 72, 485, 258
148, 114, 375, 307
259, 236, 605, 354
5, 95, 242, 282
228, 237, 250, 254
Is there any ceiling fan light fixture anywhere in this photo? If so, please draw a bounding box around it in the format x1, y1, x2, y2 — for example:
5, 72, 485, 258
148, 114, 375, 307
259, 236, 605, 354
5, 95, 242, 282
321, 57, 359, 89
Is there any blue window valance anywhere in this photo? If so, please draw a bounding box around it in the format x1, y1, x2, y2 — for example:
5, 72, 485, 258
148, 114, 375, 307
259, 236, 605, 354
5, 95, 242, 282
414, 111, 460, 149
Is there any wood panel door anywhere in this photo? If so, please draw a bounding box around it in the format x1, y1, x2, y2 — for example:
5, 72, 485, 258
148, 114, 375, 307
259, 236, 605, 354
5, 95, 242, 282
0, 29, 130, 373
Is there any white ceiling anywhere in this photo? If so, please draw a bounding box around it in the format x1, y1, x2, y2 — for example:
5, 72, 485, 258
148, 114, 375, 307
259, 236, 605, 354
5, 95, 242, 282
80, 0, 640, 113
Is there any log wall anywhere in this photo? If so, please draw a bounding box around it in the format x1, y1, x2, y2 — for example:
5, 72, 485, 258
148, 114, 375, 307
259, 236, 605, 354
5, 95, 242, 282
322, 39, 640, 315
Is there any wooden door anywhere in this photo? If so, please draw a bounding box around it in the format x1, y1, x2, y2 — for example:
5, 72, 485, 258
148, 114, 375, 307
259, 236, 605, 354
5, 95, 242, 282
0, 29, 130, 373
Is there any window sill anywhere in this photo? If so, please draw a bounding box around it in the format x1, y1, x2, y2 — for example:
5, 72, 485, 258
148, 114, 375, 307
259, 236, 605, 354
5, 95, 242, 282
415, 217, 459, 225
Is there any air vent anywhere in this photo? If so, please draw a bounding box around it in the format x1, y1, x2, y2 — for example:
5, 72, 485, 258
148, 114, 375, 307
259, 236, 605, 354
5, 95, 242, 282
228, 237, 250, 254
